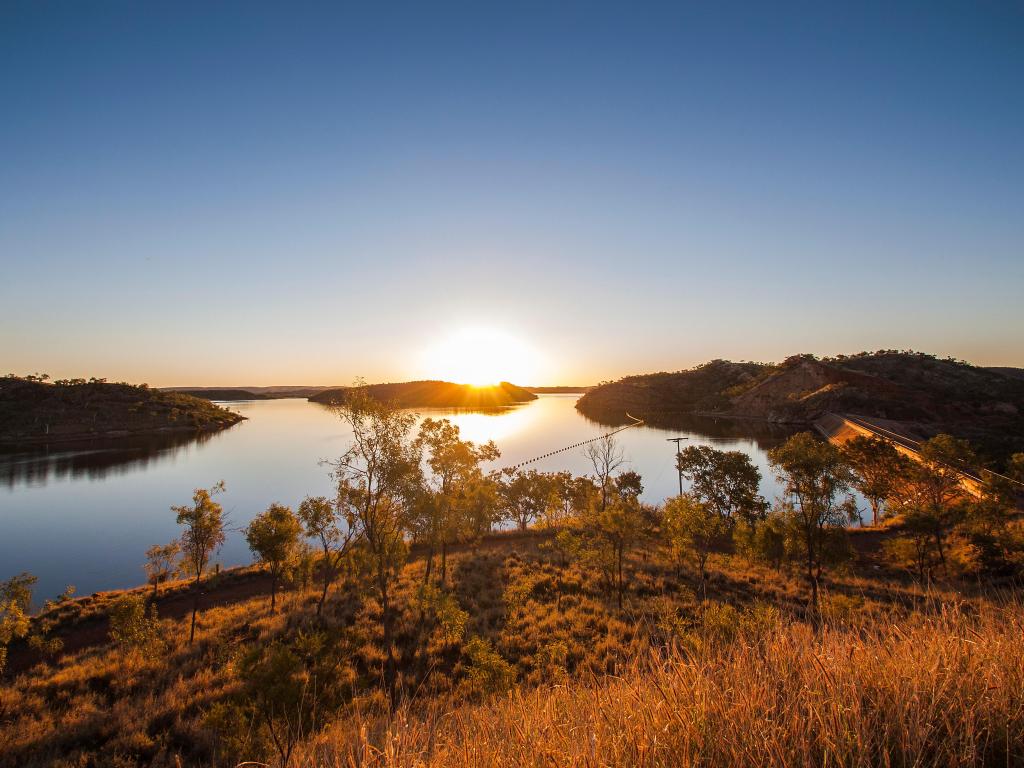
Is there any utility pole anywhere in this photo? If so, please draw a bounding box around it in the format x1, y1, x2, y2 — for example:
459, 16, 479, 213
666, 437, 689, 496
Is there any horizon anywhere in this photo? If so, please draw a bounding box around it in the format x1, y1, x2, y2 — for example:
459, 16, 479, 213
3, 2, 1023, 385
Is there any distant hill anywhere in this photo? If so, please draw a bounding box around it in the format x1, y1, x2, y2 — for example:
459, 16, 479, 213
170, 389, 269, 401
310, 380, 538, 408
162, 385, 333, 399
527, 386, 593, 394
988, 367, 1024, 382
0, 377, 244, 445
577, 352, 1024, 465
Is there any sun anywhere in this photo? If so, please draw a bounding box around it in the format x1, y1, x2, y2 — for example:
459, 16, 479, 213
422, 327, 539, 387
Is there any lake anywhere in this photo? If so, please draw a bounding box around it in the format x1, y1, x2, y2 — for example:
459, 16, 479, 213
1, 395, 805, 604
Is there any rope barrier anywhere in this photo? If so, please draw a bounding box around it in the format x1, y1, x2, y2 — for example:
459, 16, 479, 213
502, 413, 645, 472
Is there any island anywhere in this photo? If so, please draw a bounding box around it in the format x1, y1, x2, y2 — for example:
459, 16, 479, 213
0, 376, 245, 445
309, 380, 538, 408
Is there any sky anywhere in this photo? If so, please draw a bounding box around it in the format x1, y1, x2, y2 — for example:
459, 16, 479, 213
1, 1, 1022, 387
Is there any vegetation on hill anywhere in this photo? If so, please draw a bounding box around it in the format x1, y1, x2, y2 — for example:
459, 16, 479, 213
0, 375, 244, 445
2, 391, 1022, 767
577, 351, 1024, 467
309, 380, 538, 408
169, 389, 269, 401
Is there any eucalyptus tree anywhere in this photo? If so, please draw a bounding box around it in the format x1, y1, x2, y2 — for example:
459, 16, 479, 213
675, 445, 768, 527
328, 388, 421, 706
768, 433, 856, 611
500, 468, 554, 531
897, 434, 977, 571
297, 495, 355, 617
415, 417, 499, 584
663, 493, 730, 602
245, 503, 302, 613
584, 434, 625, 512
144, 541, 181, 599
841, 435, 908, 526
173, 482, 226, 644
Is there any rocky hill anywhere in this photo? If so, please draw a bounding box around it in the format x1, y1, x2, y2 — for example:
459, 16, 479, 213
310, 380, 538, 408
0, 377, 244, 445
577, 352, 1024, 464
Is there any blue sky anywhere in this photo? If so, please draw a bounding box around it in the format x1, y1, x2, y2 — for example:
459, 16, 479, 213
2, 1, 1022, 385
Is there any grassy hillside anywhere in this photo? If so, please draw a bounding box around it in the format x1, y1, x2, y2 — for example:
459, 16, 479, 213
578, 352, 1024, 465
2, 529, 1021, 767
310, 381, 538, 408
0, 376, 244, 445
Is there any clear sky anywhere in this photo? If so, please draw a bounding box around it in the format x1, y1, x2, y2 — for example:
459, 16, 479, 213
2, 1, 1022, 386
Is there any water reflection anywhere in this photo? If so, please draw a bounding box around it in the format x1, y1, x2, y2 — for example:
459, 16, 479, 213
0, 431, 222, 489
579, 408, 799, 451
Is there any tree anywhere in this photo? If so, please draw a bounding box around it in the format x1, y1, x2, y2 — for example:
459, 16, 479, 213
174, 482, 226, 644
108, 593, 161, 653
246, 503, 302, 613
415, 418, 499, 584
663, 493, 731, 602
584, 434, 625, 512
328, 388, 420, 707
676, 446, 768, 527
0, 572, 35, 675
896, 434, 976, 573
841, 435, 908, 526
545, 471, 597, 526
500, 469, 553, 531
144, 541, 180, 599
296, 496, 355, 617
768, 433, 856, 611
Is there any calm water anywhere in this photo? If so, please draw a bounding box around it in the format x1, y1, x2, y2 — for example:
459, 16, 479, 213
1, 395, 803, 604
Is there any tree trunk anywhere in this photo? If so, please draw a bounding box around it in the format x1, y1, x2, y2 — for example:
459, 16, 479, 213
189, 575, 200, 644
440, 541, 448, 586
378, 566, 397, 710
318, 556, 331, 617
270, 572, 278, 613
423, 547, 434, 584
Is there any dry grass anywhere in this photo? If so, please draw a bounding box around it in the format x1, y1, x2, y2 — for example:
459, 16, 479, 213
1, 533, 1021, 767
306, 598, 1024, 767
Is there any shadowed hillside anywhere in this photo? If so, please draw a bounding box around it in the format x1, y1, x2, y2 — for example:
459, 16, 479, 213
310, 380, 538, 408
169, 389, 269, 401
0, 376, 244, 445
578, 352, 1024, 465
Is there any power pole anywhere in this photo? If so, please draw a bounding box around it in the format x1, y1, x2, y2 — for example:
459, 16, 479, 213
666, 437, 689, 496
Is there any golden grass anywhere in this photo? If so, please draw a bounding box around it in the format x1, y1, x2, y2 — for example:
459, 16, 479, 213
305, 599, 1024, 767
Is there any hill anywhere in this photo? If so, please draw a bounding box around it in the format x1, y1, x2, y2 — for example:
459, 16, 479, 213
162, 385, 332, 399
309, 380, 538, 408
988, 366, 1024, 382
168, 389, 268, 401
577, 352, 1024, 464
0, 376, 244, 445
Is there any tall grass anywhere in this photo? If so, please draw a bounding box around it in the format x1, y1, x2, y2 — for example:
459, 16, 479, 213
305, 599, 1024, 767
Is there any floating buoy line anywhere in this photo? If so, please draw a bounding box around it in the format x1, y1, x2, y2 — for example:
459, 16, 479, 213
502, 413, 645, 472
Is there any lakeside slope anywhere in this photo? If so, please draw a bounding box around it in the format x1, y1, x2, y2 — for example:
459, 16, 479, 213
0, 377, 244, 445
577, 352, 1024, 465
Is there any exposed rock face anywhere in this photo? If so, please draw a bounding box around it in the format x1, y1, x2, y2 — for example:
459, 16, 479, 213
577, 352, 1024, 465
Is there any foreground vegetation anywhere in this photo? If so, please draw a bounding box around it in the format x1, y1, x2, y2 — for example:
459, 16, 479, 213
1, 385, 1022, 767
